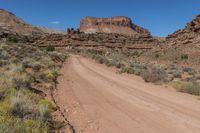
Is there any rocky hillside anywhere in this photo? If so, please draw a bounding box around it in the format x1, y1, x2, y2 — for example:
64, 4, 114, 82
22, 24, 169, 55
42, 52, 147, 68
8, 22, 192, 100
0, 9, 44, 35
80, 16, 150, 36
35, 32, 159, 51
166, 14, 200, 45
139, 14, 200, 69
0, 9, 64, 36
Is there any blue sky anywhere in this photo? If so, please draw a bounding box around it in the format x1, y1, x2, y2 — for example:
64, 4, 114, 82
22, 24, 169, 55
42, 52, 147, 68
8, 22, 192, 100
1, 0, 200, 37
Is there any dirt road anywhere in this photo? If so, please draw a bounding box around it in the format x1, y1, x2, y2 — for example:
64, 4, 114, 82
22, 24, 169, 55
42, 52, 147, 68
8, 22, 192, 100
54, 55, 200, 133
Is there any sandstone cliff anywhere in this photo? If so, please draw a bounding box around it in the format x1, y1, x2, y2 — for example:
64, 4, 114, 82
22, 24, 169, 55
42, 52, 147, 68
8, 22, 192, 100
80, 16, 151, 36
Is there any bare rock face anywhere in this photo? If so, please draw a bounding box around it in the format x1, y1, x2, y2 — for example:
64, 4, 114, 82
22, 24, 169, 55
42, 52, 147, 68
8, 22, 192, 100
80, 16, 151, 36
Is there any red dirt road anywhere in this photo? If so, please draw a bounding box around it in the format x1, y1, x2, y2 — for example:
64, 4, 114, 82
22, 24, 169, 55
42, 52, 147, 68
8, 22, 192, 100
54, 55, 200, 133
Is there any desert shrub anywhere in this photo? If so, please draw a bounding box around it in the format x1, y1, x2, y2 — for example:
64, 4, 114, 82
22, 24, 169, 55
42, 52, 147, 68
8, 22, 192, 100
10, 91, 35, 117
104, 59, 124, 68
120, 66, 135, 74
173, 70, 182, 78
129, 62, 148, 76
0, 50, 9, 59
181, 54, 188, 60
45, 70, 58, 83
40, 56, 54, 69
116, 63, 124, 69
183, 67, 192, 72
9, 72, 31, 89
39, 100, 56, 120
130, 62, 147, 70
8, 63, 25, 73
95, 55, 107, 64
0, 116, 48, 133
126, 50, 139, 57
48, 51, 67, 62
1, 65, 31, 90
0, 41, 68, 132
173, 81, 200, 95
134, 69, 142, 76
0, 89, 36, 117
11, 92, 27, 117
46, 45, 55, 52
104, 59, 113, 67
155, 54, 159, 58
0, 72, 13, 89
0, 60, 8, 67
28, 61, 43, 71
39, 103, 50, 121
0, 99, 12, 115
39, 100, 56, 112
52, 121, 65, 130
142, 66, 167, 83
22, 57, 36, 68
183, 67, 196, 75
7, 35, 19, 43
43, 83, 54, 90
185, 77, 196, 82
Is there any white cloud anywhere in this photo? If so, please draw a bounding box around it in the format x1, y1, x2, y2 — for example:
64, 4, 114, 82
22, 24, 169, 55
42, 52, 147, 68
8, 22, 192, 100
50, 21, 60, 25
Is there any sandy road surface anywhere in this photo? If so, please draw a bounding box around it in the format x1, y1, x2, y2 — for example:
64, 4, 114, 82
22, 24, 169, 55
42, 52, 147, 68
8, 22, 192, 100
54, 55, 200, 133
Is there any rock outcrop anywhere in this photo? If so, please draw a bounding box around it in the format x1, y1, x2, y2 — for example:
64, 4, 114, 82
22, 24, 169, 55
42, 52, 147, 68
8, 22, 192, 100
166, 14, 200, 45
80, 16, 151, 36
141, 14, 200, 68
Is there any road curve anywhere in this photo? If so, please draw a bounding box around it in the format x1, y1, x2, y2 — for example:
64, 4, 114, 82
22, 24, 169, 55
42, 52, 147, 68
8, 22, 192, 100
54, 55, 200, 133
